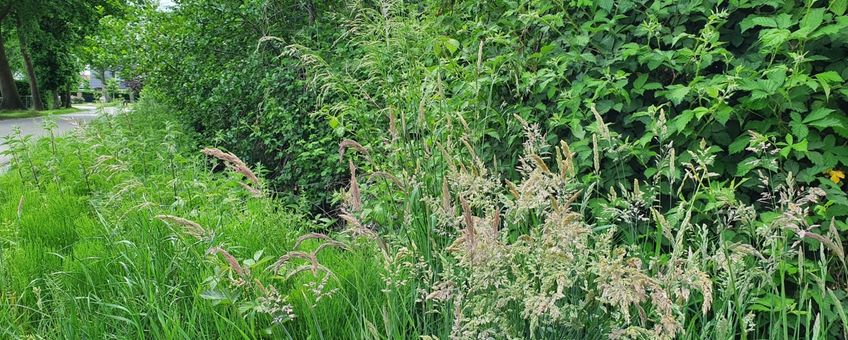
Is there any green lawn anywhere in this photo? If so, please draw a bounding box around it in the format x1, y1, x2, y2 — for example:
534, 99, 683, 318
0, 107, 82, 120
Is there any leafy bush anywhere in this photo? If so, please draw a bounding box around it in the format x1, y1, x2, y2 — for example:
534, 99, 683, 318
7, 0, 847, 338
137, 0, 345, 211
268, 0, 848, 338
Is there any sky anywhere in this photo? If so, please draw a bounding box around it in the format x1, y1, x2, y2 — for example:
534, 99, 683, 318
158, 0, 175, 10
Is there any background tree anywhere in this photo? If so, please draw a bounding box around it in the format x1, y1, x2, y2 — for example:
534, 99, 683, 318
13, 9, 43, 110
0, 0, 128, 110
0, 2, 22, 110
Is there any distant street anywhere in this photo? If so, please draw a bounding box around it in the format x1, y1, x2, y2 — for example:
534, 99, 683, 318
0, 105, 120, 169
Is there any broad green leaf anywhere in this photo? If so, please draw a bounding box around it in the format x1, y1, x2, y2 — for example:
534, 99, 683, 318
793, 139, 808, 152
816, 71, 844, 83
748, 294, 795, 312
809, 117, 843, 129
816, 71, 844, 99
672, 109, 695, 132
714, 105, 732, 125
804, 107, 835, 123
759, 28, 791, 48
790, 120, 810, 139
740, 16, 777, 33
799, 8, 826, 34
736, 157, 759, 176
444, 38, 460, 55
729, 135, 750, 154
633, 74, 648, 90
665, 85, 690, 105
832, 0, 848, 15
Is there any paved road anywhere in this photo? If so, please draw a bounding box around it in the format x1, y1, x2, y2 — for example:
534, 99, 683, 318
0, 106, 119, 169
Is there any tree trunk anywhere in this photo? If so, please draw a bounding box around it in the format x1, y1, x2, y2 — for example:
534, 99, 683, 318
0, 26, 23, 110
52, 90, 60, 109
100, 69, 109, 102
62, 89, 71, 108
16, 16, 43, 111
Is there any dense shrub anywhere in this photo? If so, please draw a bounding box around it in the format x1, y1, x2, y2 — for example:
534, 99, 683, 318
273, 0, 848, 338
52, 0, 848, 338
138, 0, 345, 211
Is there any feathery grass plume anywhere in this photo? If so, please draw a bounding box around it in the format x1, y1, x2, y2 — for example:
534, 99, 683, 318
530, 154, 550, 173
506, 180, 520, 198
558, 140, 574, 178
590, 104, 611, 140
592, 134, 600, 173
658, 108, 668, 136
339, 212, 389, 258
347, 159, 362, 211
490, 208, 500, 236
269, 251, 321, 274
460, 137, 481, 167
476, 39, 484, 71
802, 229, 844, 266
16, 195, 24, 221
668, 144, 676, 180
418, 85, 429, 126
238, 182, 264, 197
294, 232, 349, 252
436, 141, 457, 173
155, 215, 209, 240
450, 196, 478, 255
338, 139, 369, 160
442, 177, 453, 213
207, 246, 249, 277
651, 208, 675, 242
200, 147, 261, 188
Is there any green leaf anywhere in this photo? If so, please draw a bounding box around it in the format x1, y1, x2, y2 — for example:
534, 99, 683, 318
748, 294, 795, 312
832, 0, 847, 15
672, 109, 695, 133
444, 38, 460, 55
804, 107, 835, 123
664, 85, 690, 105
809, 117, 843, 129
736, 157, 759, 176
740, 16, 778, 33
714, 105, 732, 125
816, 71, 844, 99
633, 74, 648, 90
793, 139, 808, 152
759, 28, 791, 48
790, 120, 810, 139
799, 8, 825, 34
729, 135, 750, 154
816, 71, 844, 83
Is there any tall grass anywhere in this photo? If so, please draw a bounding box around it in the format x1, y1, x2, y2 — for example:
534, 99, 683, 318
0, 100, 401, 339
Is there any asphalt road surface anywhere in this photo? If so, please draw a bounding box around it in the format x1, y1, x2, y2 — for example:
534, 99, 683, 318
0, 106, 119, 170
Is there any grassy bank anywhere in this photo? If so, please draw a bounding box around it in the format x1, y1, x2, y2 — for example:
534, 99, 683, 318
2, 98, 846, 339
0, 100, 401, 339
0, 107, 83, 120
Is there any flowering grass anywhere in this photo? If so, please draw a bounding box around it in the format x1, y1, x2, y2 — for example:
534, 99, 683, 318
1, 98, 847, 339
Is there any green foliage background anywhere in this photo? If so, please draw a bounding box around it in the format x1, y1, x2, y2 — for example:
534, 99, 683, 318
20, 0, 842, 338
